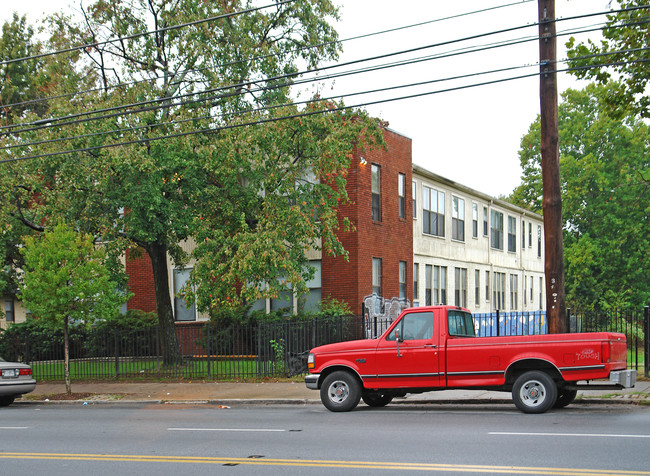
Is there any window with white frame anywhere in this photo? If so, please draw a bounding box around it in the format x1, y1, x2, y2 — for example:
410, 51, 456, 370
452, 196, 465, 242
434, 265, 447, 305
371, 164, 381, 222
412, 181, 417, 218
485, 270, 490, 301
425, 264, 432, 305
537, 225, 542, 257
508, 216, 517, 252
521, 220, 526, 249
299, 260, 322, 313
510, 274, 518, 310
4, 300, 14, 323
413, 263, 419, 301
173, 268, 196, 321
398, 173, 406, 219
454, 267, 467, 308
472, 203, 478, 238
483, 206, 488, 236
423, 186, 445, 237
475, 270, 480, 307
372, 258, 382, 296
490, 210, 504, 250
399, 260, 407, 300
493, 272, 506, 310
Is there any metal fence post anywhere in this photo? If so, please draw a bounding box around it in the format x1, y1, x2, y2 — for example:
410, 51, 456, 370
496, 310, 500, 337
114, 328, 119, 380
206, 322, 212, 378
566, 308, 571, 333
643, 306, 650, 377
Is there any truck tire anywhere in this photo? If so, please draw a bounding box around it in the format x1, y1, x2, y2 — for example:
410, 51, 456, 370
320, 371, 361, 412
512, 371, 557, 414
554, 388, 578, 408
362, 392, 394, 407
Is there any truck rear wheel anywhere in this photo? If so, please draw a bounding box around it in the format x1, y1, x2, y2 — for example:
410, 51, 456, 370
320, 371, 361, 412
512, 371, 557, 414
362, 392, 394, 407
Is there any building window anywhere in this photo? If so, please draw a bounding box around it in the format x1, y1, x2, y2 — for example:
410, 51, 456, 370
425, 264, 432, 305
493, 272, 506, 310
510, 274, 519, 310
485, 270, 490, 301
539, 277, 543, 310
412, 181, 417, 218
398, 173, 406, 219
423, 186, 445, 237
483, 206, 488, 236
399, 261, 407, 300
173, 268, 196, 321
530, 275, 534, 302
299, 260, 322, 313
371, 164, 381, 222
452, 196, 465, 242
472, 203, 479, 238
454, 267, 467, 308
524, 275, 528, 305
522, 220, 526, 249
372, 258, 382, 296
529, 222, 532, 247
490, 210, 504, 250
4, 300, 14, 323
413, 263, 419, 301
508, 216, 517, 252
434, 265, 447, 305
475, 270, 480, 307
537, 225, 542, 258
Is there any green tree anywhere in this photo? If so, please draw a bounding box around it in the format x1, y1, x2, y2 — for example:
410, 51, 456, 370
1, 1, 383, 364
19, 222, 127, 394
510, 83, 650, 310
566, 1, 650, 119
0, 13, 47, 122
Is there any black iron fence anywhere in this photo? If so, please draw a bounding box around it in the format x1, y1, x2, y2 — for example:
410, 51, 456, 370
9, 317, 366, 381
3, 306, 648, 381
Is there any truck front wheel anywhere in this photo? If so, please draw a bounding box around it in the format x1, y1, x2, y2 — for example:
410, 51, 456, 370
320, 371, 361, 412
512, 371, 557, 414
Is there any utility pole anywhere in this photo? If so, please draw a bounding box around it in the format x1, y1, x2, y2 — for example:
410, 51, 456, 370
538, 0, 566, 333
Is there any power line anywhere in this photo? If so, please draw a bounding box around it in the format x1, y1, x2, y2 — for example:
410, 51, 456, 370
0, 0, 297, 67
2, 56, 647, 165
0, 0, 536, 111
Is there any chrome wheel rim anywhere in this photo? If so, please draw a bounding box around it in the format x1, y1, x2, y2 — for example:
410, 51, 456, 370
327, 380, 350, 403
519, 379, 547, 408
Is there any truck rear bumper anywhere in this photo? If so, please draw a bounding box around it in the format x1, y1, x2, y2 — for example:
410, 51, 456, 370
609, 369, 636, 388
305, 374, 320, 390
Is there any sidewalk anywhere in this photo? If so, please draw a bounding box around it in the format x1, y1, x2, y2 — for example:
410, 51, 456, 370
20, 378, 650, 406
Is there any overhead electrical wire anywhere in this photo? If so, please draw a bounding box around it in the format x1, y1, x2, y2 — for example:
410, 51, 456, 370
1, 53, 647, 165
3, 9, 646, 138
0, 0, 537, 112
0, 0, 298, 67
0, 4, 647, 164
0, 1, 640, 124
3, 20, 638, 154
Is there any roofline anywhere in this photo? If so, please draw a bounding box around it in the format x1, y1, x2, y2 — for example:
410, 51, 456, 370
412, 163, 542, 219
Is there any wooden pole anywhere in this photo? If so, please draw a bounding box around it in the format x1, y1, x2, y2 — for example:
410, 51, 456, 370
538, 0, 566, 333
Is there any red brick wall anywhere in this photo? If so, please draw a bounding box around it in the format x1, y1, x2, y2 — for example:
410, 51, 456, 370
322, 128, 413, 314
125, 248, 157, 313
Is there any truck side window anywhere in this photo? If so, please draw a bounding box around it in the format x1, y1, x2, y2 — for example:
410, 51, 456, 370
448, 310, 476, 337
386, 312, 434, 341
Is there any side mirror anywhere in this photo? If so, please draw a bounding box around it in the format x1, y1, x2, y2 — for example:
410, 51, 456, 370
395, 328, 403, 357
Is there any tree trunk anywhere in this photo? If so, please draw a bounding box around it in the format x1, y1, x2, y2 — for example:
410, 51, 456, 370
147, 241, 183, 366
64, 316, 71, 395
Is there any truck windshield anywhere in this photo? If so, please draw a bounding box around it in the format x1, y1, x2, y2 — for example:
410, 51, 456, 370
448, 310, 476, 337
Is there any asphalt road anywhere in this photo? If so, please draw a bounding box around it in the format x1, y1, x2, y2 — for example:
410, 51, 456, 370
1, 403, 649, 475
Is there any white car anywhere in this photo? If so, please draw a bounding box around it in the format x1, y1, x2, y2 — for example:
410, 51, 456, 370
0, 357, 36, 406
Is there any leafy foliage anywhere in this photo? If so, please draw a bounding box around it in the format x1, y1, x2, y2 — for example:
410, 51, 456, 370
566, 1, 650, 119
510, 83, 650, 310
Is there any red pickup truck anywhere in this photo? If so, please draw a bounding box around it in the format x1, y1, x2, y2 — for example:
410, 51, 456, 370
305, 306, 636, 413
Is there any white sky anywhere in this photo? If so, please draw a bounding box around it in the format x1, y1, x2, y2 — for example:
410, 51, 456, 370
2, 0, 609, 196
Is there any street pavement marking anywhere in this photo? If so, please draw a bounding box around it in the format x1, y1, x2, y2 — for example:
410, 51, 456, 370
1, 453, 650, 475
168, 428, 286, 432
490, 432, 650, 439
0, 427, 29, 430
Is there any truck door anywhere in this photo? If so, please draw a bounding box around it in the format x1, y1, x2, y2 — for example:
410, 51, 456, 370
373, 311, 440, 388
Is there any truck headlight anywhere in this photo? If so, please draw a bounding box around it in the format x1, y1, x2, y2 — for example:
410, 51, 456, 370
307, 353, 315, 370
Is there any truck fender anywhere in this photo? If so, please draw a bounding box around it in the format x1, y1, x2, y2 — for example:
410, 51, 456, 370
505, 358, 562, 386
315, 364, 364, 389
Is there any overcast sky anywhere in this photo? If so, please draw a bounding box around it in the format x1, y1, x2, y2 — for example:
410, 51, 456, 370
2, 0, 610, 196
